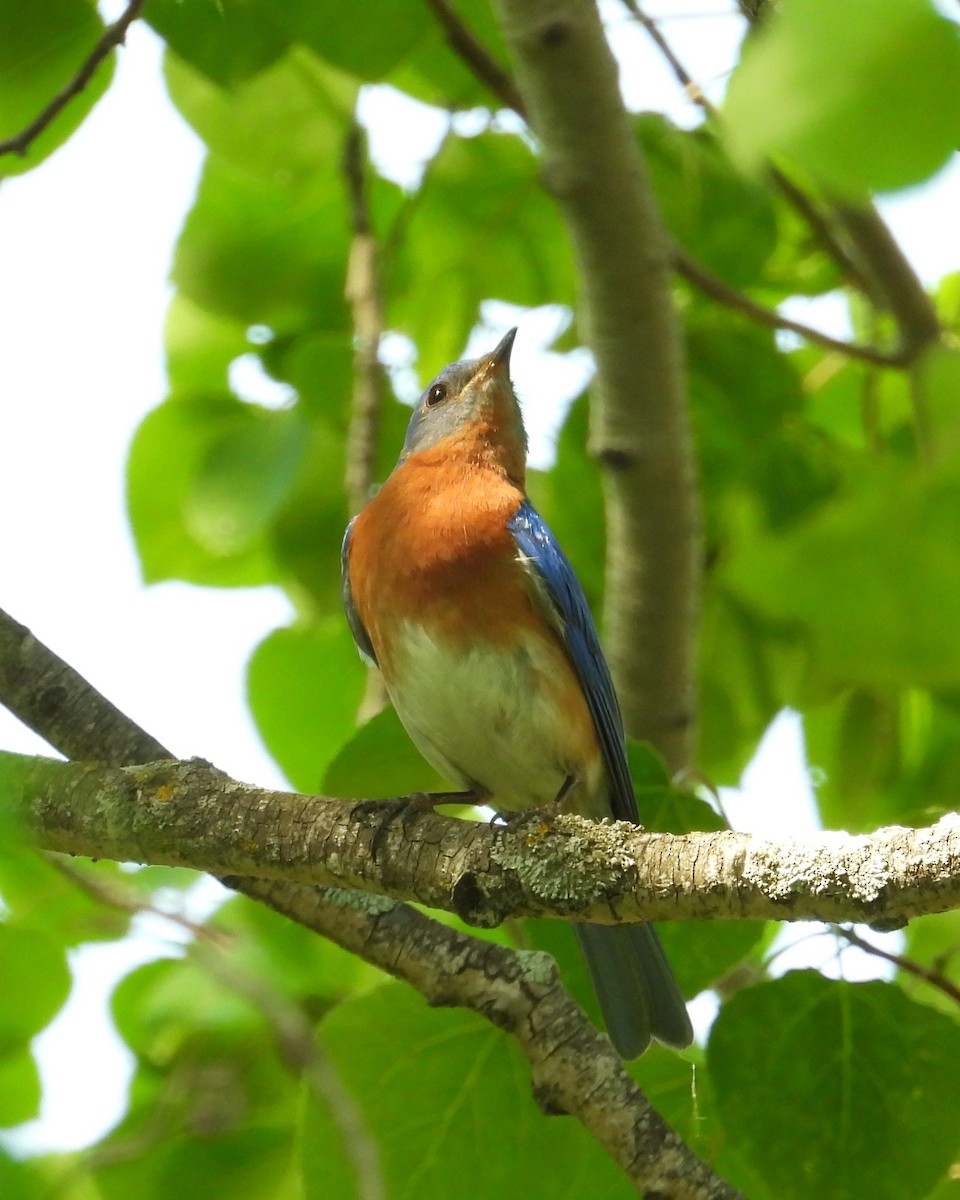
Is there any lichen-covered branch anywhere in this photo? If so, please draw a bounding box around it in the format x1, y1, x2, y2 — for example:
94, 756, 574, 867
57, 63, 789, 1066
492, 0, 702, 772
0, 605, 738, 1199
245, 879, 743, 1200
5, 751, 959, 929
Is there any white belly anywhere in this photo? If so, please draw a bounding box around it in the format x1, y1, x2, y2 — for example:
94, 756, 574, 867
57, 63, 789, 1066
386, 622, 597, 811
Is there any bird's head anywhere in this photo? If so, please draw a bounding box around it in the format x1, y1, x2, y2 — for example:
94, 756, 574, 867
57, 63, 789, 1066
401, 328, 526, 483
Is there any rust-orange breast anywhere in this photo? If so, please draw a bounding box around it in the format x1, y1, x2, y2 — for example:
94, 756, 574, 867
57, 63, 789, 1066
349, 445, 543, 673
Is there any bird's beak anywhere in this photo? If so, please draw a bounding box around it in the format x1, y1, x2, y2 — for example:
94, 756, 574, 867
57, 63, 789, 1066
472, 327, 518, 387
491, 327, 518, 372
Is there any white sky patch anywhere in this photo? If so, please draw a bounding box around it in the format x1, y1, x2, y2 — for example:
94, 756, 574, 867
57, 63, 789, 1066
228, 352, 297, 409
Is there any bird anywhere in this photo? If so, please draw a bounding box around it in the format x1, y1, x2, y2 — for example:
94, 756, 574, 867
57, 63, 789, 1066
341, 328, 692, 1057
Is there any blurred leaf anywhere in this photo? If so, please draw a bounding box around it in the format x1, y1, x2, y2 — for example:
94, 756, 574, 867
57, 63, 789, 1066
214, 894, 386, 1005
526, 396, 604, 604
164, 47, 355, 192
247, 620, 366, 791
304, 982, 633, 1200
127, 395, 277, 586
709, 972, 960, 1200
0, 923, 71, 1051
919, 345, 960, 463
185, 407, 309, 558
697, 585, 807, 780
173, 153, 351, 334
902, 910, 960, 1021
387, 0, 513, 110
147, 0, 289, 87
323, 704, 447, 798
112, 958, 261, 1063
0, 846, 130, 945
0, 1149, 40, 1200
802, 687, 960, 831
164, 294, 251, 394
272, 0, 432, 80
390, 131, 575, 370
687, 310, 839, 533
0, 1047, 40, 1127
638, 113, 777, 287
0, 0, 113, 179
724, 0, 960, 196
725, 462, 960, 690
95, 1125, 300, 1200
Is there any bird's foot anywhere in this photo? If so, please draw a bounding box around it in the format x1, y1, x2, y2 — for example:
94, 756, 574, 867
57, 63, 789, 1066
355, 790, 484, 860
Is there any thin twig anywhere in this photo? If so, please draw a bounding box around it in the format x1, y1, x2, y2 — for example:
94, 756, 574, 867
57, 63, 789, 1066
342, 121, 390, 721
422, 0, 528, 117
836, 926, 960, 1007
0, 0, 147, 158
673, 246, 909, 366
47, 854, 230, 947
618, 0, 875, 297
343, 121, 385, 517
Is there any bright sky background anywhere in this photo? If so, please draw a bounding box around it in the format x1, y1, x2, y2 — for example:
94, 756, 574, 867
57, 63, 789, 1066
1, 2, 957, 1154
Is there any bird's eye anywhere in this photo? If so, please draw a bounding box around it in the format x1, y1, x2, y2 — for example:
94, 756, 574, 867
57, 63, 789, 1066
426, 383, 448, 406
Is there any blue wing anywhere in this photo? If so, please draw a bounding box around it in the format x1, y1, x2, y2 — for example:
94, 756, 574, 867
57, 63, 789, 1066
341, 520, 378, 668
508, 500, 637, 824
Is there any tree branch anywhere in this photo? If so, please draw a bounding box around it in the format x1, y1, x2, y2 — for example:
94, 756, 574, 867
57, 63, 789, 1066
835, 925, 960, 1008
244, 878, 743, 1200
493, 0, 702, 772
5, 751, 959, 929
0, 605, 738, 1199
672, 248, 910, 367
343, 121, 386, 518
422, 0, 528, 117
619, 0, 875, 298
0, 0, 147, 159
343, 121, 390, 719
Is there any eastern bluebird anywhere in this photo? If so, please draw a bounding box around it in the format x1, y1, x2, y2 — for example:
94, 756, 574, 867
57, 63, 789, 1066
341, 329, 692, 1057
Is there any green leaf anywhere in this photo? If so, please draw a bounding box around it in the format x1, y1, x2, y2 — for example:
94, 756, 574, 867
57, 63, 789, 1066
147, 0, 289, 88
638, 113, 777, 287
164, 47, 356, 192
271, 0, 432, 80
0, 1149, 40, 1200
526, 395, 604, 604
390, 132, 575, 370
807, 687, 960, 831
304, 982, 633, 1200
0, 923, 71, 1051
173, 152, 351, 335
95, 1125, 300, 1200
725, 462, 960, 690
185, 407, 309, 558
0, 845, 130, 946
127, 395, 278, 586
0, 0, 113, 178
903, 910, 960, 1020
164, 294, 251, 394
387, 0, 513, 110
112, 958, 261, 1062
247, 621, 366, 792
0, 1047, 41, 1127
709, 972, 960, 1200
213, 895, 386, 1005
724, 0, 960, 196
323, 705, 447, 799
